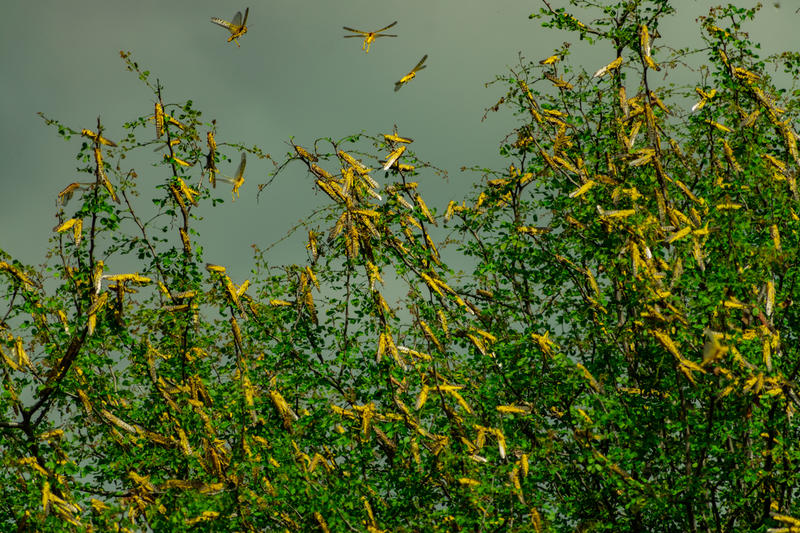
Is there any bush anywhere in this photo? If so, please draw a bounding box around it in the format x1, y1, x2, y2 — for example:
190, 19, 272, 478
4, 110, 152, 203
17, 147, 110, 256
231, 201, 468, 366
2, 2, 800, 531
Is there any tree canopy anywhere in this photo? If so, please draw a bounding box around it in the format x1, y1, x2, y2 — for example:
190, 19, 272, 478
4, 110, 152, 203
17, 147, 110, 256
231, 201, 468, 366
3, 1, 800, 531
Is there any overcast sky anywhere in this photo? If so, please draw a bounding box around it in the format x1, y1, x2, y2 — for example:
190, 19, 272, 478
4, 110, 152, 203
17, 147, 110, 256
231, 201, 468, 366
1, 1, 795, 281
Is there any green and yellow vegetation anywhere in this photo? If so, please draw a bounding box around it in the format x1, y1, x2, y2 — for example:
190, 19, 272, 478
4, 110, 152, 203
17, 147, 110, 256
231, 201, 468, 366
3, 1, 800, 531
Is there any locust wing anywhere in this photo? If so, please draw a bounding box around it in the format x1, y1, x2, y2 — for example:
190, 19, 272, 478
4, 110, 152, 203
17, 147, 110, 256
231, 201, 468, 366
343, 21, 397, 36
375, 21, 398, 33
410, 54, 428, 73
231, 10, 243, 29
211, 15, 236, 32
234, 152, 246, 181
343, 26, 369, 36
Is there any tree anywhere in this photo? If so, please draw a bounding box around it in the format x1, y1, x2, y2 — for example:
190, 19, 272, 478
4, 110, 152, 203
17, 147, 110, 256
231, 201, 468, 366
2, 2, 800, 531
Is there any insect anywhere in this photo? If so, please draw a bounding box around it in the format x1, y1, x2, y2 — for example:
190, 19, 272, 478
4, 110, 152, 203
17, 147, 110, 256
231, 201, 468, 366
383, 126, 414, 145
211, 8, 249, 47
593, 56, 624, 78
383, 146, 406, 170
81, 129, 117, 147
57, 182, 93, 206
394, 55, 428, 92
342, 21, 398, 53
217, 153, 247, 200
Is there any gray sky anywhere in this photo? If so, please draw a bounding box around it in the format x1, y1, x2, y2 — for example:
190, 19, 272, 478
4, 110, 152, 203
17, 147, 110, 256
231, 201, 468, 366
1, 1, 795, 281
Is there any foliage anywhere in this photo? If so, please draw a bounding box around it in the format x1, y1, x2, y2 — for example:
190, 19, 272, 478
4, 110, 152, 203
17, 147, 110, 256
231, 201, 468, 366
2, 2, 800, 531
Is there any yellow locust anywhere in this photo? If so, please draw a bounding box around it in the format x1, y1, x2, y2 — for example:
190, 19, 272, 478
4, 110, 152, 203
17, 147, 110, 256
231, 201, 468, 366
211, 8, 249, 47
217, 152, 247, 200
394, 54, 428, 92
342, 21, 398, 53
